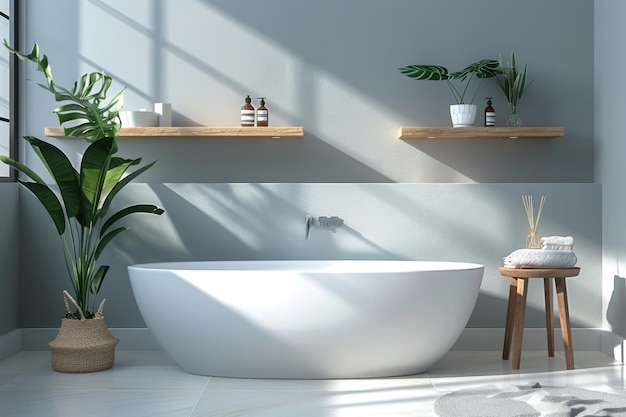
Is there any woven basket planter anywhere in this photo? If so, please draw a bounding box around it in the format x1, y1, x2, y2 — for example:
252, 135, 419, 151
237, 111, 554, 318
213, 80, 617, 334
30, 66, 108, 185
49, 291, 119, 373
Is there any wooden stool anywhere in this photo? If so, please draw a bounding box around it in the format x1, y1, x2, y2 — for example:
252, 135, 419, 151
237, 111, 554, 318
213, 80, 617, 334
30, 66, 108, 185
498, 267, 580, 370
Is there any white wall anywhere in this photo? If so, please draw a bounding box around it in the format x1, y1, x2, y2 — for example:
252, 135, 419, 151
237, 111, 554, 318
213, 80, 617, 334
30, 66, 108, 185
595, 0, 626, 338
19, 183, 602, 329
19, 0, 593, 184
15, 0, 602, 331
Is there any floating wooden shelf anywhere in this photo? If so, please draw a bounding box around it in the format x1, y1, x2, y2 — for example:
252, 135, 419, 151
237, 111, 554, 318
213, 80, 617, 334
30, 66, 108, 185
45, 126, 304, 139
399, 127, 565, 140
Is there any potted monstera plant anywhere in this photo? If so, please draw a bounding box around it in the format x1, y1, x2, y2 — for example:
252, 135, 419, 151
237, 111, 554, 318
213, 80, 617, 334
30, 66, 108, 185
1, 40, 164, 372
399, 59, 500, 127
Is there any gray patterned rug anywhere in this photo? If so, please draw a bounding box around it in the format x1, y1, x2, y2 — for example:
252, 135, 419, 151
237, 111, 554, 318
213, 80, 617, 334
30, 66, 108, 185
434, 382, 626, 416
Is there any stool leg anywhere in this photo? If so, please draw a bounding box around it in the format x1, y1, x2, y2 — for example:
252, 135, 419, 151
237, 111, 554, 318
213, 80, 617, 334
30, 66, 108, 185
544, 278, 554, 357
503, 277, 517, 360
512, 277, 529, 369
555, 277, 575, 370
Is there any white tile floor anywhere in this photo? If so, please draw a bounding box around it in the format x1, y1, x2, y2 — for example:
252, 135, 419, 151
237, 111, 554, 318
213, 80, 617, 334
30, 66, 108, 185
0, 350, 623, 416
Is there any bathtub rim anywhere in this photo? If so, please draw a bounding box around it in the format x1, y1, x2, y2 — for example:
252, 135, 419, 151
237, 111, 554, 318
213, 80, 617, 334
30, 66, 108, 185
128, 259, 485, 274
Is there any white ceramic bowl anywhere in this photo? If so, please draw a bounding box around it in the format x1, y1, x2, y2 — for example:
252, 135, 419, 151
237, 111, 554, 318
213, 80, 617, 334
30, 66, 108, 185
119, 110, 158, 127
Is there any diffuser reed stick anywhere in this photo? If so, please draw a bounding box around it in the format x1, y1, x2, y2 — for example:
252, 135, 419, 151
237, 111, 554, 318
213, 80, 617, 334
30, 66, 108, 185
523, 195, 546, 248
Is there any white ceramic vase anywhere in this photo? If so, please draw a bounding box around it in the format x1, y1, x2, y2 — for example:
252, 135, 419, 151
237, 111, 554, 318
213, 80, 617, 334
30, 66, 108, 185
449, 104, 477, 127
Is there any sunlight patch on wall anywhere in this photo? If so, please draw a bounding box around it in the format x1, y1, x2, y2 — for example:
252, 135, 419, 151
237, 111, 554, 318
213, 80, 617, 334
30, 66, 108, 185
70, 0, 476, 183
165, 183, 266, 252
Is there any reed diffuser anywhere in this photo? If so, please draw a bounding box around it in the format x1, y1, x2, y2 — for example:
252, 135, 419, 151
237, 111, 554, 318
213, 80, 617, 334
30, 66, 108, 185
523, 195, 546, 248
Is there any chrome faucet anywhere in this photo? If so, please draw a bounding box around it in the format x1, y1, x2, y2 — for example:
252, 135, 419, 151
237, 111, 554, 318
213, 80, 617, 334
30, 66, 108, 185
305, 215, 344, 240
305, 215, 315, 240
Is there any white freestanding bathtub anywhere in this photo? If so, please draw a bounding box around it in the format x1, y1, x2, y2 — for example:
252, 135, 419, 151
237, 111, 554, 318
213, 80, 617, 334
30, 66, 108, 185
128, 260, 484, 378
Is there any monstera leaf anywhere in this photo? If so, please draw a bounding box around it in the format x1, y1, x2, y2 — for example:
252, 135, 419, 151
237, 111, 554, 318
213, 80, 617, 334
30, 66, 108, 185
399, 59, 500, 104
398, 65, 451, 81
3, 39, 124, 142
450, 59, 501, 81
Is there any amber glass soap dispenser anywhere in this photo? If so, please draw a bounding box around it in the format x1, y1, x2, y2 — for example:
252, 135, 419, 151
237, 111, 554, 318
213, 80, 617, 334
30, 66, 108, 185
484, 97, 495, 127
241, 95, 255, 127
256, 97, 268, 127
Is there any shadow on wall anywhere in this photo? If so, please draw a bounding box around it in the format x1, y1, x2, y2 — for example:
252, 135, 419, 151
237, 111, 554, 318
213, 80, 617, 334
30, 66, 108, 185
77, 0, 595, 183
101, 183, 600, 327
114, 133, 393, 183
99, 183, 405, 326
109, 183, 530, 266
194, 0, 593, 183
34, 2, 395, 184
470, 290, 589, 329
606, 275, 626, 337
401, 137, 592, 184
110, 183, 402, 264
18, 181, 603, 329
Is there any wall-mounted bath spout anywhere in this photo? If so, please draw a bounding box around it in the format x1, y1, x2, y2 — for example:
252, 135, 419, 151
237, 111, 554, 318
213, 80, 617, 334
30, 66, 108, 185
305, 215, 314, 240
305, 215, 344, 240
317, 216, 344, 231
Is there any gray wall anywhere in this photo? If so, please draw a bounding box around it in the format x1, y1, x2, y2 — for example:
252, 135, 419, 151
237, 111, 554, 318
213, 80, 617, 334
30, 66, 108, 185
15, 1, 602, 330
19, 183, 603, 329
20, 0, 593, 183
595, 1, 626, 338
0, 183, 19, 336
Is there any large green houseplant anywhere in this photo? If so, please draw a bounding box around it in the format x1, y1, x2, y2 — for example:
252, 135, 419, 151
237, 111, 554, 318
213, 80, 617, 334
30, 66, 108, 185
1, 41, 164, 371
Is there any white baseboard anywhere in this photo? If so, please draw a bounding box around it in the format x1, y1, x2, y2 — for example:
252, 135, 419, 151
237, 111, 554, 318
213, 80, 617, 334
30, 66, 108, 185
20, 328, 161, 351
5, 327, 625, 364
453, 328, 602, 351
0, 329, 22, 361
600, 330, 626, 362
454, 328, 624, 363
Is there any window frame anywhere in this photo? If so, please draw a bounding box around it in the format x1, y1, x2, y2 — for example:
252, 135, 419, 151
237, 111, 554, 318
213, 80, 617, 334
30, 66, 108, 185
1, 0, 17, 182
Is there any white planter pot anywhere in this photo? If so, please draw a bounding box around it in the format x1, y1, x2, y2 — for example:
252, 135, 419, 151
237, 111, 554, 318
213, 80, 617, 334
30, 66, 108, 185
449, 104, 477, 127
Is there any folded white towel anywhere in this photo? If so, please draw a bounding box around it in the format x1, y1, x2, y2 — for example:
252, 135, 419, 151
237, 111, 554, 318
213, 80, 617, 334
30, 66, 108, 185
503, 248, 577, 269
540, 236, 574, 251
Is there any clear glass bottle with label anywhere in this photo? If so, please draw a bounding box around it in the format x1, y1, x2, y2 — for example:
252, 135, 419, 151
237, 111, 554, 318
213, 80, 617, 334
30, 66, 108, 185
484, 97, 496, 127
256, 97, 268, 127
241, 95, 255, 127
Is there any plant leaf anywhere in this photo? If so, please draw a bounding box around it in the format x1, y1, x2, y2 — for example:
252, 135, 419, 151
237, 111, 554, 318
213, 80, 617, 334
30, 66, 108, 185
399, 65, 450, 80
0, 154, 47, 185
19, 181, 66, 235
99, 159, 158, 217
0, 151, 67, 234
495, 53, 531, 106
79, 137, 115, 225
400, 59, 499, 104
94, 227, 127, 261
100, 204, 164, 237
90, 265, 110, 295
4, 41, 124, 142
451, 59, 500, 80
25, 136, 80, 219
